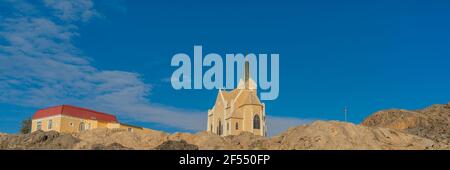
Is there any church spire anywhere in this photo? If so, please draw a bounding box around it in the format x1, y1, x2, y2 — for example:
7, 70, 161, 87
244, 60, 250, 89
237, 57, 257, 90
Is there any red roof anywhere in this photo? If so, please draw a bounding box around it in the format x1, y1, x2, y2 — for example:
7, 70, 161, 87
32, 105, 118, 123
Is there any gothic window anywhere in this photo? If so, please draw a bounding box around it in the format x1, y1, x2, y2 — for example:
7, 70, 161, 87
253, 115, 260, 129
218, 120, 223, 135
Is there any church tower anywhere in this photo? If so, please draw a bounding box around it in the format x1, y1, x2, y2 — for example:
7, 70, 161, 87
207, 59, 267, 137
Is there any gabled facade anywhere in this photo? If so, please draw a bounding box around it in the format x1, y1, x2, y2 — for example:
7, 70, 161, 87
207, 61, 267, 136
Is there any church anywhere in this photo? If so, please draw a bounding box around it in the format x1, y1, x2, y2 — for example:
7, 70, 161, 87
207, 61, 267, 136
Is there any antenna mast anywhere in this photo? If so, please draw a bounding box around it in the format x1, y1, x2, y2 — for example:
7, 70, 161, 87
344, 106, 348, 122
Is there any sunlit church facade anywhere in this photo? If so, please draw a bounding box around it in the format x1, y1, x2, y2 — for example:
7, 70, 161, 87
207, 61, 267, 136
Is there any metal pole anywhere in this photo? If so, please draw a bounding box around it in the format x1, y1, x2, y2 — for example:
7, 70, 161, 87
344, 107, 348, 122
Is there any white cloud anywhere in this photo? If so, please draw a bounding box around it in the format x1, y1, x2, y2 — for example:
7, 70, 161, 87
3, 0, 38, 14
0, 0, 204, 131
0, 0, 310, 133
43, 0, 101, 22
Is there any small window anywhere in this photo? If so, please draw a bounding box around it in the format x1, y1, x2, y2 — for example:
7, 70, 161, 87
127, 128, 133, 132
235, 122, 239, 130
48, 120, 53, 130
227, 123, 229, 130
37, 121, 42, 130
69, 122, 73, 126
79, 122, 85, 131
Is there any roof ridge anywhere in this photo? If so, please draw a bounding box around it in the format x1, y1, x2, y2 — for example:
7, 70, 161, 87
35, 105, 62, 112
61, 105, 114, 116
33, 105, 118, 123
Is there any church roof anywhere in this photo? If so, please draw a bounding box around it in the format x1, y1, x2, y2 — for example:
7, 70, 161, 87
217, 88, 262, 108
213, 60, 262, 112
234, 90, 261, 106
220, 89, 240, 103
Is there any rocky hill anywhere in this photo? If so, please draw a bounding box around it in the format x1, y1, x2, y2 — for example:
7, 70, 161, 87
1, 102, 449, 150
0, 120, 441, 150
361, 102, 450, 145
270, 121, 437, 150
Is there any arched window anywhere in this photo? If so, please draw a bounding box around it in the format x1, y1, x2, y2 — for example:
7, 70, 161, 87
253, 115, 260, 129
79, 122, 85, 132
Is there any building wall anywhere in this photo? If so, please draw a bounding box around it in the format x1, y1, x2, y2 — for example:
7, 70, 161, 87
118, 124, 146, 133
97, 121, 110, 129
207, 95, 226, 135
32, 115, 114, 133
241, 105, 265, 136
31, 114, 149, 134
207, 94, 266, 137
31, 115, 62, 132
228, 117, 243, 136
58, 115, 100, 133
237, 104, 265, 136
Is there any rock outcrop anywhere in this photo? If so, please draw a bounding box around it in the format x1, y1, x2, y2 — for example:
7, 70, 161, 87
0, 130, 80, 150
167, 131, 269, 150
270, 121, 436, 150
155, 140, 199, 150
73, 128, 168, 149
362, 103, 450, 145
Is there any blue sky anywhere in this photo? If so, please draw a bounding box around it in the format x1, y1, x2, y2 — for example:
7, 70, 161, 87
1, 0, 450, 135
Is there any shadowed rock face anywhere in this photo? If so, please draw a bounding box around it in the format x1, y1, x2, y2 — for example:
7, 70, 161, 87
91, 143, 131, 150
155, 140, 199, 150
362, 103, 450, 145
